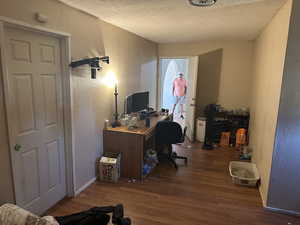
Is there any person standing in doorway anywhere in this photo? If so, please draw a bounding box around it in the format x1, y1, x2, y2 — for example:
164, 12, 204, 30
172, 73, 187, 119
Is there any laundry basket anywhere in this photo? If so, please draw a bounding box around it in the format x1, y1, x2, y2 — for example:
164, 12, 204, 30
229, 161, 260, 187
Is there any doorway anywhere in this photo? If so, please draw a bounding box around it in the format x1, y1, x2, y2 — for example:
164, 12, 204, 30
159, 57, 199, 142
159, 51, 222, 142
159, 58, 188, 127
0, 19, 74, 215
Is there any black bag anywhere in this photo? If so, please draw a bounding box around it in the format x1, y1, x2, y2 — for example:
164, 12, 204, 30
55, 204, 131, 225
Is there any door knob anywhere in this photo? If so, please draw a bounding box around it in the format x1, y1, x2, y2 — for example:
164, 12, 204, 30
14, 144, 22, 152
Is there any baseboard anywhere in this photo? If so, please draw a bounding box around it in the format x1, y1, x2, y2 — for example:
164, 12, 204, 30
75, 177, 96, 196
258, 185, 267, 207
265, 206, 300, 216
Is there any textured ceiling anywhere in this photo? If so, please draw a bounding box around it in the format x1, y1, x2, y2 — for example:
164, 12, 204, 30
59, 0, 287, 43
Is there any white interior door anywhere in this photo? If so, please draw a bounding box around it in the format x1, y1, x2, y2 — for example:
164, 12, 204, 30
3, 27, 66, 215
185, 56, 199, 141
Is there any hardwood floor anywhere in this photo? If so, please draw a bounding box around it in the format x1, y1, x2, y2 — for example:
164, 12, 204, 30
48, 144, 299, 225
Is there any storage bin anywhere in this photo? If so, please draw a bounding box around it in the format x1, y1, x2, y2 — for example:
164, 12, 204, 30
220, 132, 230, 147
98, 152, 121, 183
229, 161, 259, 187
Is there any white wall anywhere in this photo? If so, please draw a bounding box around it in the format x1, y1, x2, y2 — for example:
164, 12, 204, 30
0, 0, 157, 203
140, 54, 158, 109
196, 49, 223, 117
159, 41, 253, 109
249, 0, 292, 205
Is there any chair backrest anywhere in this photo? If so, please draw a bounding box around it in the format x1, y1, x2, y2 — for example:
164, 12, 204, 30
155, 121, 183, 145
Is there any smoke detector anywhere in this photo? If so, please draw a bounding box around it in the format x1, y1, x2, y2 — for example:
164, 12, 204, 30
188, 0, 218, 7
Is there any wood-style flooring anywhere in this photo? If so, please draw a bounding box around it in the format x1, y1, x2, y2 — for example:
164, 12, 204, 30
48, 143, 299, 225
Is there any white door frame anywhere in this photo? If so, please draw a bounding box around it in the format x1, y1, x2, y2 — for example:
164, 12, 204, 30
0, 16, 76, 200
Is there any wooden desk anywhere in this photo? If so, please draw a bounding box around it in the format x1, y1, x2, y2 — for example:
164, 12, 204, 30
103, 114, 172, 180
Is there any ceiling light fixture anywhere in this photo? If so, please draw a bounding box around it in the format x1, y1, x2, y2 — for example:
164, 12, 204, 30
188, 0, 218, 7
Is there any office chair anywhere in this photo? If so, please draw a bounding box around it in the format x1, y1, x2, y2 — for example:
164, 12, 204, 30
155, 121, 188, 169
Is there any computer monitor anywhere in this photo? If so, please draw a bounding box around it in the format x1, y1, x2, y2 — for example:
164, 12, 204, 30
126, 91, 149, 114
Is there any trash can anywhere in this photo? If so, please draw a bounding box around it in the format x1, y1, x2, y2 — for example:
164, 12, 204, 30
98, 152, 121, 183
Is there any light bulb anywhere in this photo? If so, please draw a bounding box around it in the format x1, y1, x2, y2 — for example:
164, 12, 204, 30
102, 71, 118, 88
